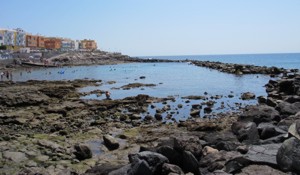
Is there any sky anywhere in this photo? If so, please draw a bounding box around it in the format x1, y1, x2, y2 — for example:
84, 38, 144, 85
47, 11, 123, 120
1, 0, 300, 56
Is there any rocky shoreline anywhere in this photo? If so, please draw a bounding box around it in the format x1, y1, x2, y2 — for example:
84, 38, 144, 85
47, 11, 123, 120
1, 53, 300, 174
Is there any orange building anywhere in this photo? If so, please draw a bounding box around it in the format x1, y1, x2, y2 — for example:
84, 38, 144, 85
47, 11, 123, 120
26, 34, 38, 48
37, 36, 45, 48
81, 39, 97, 50
44, 37, 62, 50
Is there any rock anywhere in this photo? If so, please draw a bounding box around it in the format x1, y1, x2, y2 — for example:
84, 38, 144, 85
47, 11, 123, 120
155, 113, 163, 120
288, 121, 300, 140
276, 101, 300, 115
161, 163, 185, 175
85, 164, 126, 175
277, 137, 300, 173
215, 141, 239, 151
278, 79, 295, 94
129, 151, 169, 174
204, 107, 213, 113
37, 139, 64, 152
239, 105, 280, 124
103, 134, 120, 150
202, 146, 219, 156
3, 151, 28, 163
200, 151, 241, 171
174, 136, 203, 159
236, 145, 248, 154
130, 114, 142, 120
181, 151, 201, 175
236, 165, 288, 175
241, 92, 256, 100
190, 109, 200, 117
278, 112, 300, 131
157, 146, 181, 166
257, 123, 280, 140
231, 121, 259, 144
74, 144, 92, 160
225, 143, 281, 173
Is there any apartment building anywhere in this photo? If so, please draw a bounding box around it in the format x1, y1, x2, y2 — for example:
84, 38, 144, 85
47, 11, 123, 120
15, 28, 26, 47
0, 31, 4, 46
44, 37, 62, 50
81, 39, 97, 50
26, 34, 38, 48
37, 36, 45, 48
61, 38, 74, 51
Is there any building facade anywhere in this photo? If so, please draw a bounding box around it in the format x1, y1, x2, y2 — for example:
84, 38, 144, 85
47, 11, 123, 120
44, 37, 62, 50
81, 39, 97, 50
15, 28, 26, 47
61, 38, 74, 51
26, 34, 38, 48
37, 36, 45, 48
0, 30, 4, 46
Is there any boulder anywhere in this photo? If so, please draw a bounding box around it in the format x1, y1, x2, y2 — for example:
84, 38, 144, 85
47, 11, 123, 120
276, 101, 300, 115
225, 144, 281, 173
277, 137, 300, 173
174, 136, 203, 159
202, 146, 219, 156
278, 79, 295, 94
103, 134, 120, 150
239, 105, 280, 124
257, 123, 284, 140
3, 151, 28, 163
161, 163, 185, 175
241, 92, 256, 100
157, 146, 181, 166
128, 151, 169, 174
190, 109, 201, 117
231, 121, 259, 144
74, 144, 92, 160
181, 151, 201, 175
235, 165, 288, 175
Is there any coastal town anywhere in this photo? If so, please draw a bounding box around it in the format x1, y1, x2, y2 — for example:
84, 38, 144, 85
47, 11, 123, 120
0, 28, 97, 53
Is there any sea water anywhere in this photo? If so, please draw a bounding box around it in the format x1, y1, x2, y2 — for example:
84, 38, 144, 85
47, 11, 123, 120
143, 53, 300, 69
11, 62, 271, 121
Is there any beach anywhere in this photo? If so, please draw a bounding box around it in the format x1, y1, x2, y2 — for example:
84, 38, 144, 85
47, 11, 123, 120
1, 52, 300, 174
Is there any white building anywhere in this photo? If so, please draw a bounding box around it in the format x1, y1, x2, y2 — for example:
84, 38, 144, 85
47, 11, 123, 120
15, 28, 26, 47
0, 32, 4, 46
3, 29, 15, 46
74, 40, 80, 50
61, 38, 75, 51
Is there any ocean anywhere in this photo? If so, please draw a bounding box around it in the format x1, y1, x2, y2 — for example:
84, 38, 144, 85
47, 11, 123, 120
8, 53, 299, 121
142, 53, 300, 69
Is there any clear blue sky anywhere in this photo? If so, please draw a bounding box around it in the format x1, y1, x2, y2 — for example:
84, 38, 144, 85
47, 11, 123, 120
1, 0, 300, 56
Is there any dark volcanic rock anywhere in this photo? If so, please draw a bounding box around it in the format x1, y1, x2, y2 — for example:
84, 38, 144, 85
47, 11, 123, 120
239, 105, 280, 124
103, 134, 120, 150
74, 144, 92, 160
277, 137, 300, 173
128, 151, 169, 175
276, 101, 300, 115
231, 121, 259, 144
241, 92, 256, 100
174, 136, 203, 159
161, 163, 185, 175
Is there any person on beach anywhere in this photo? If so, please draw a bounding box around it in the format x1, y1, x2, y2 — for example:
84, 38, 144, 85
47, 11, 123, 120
105, 91, 111, 100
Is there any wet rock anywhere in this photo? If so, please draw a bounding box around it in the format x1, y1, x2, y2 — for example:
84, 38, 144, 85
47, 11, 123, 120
3, 151, 28, 163
144, 115, 154, 121
155, 113, 163, 120
74, 144, 92, 160
241, 92, 256, 100
190, 109, 200, 117
129, 151, 169, 175
103, 134, 120, 150
239, 105, 280, 124
182, 95, 206, 100
204, 106, 213, 113
161, 163, 185, 175
231, 121, 259, 144
129, 114, 142, 120
277, 137, 300, 173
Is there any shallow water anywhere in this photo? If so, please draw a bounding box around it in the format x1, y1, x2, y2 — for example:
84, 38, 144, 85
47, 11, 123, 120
10, 62, 271, 121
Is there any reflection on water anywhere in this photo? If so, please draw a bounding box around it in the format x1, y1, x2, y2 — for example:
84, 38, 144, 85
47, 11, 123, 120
10, 62, 271, 121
